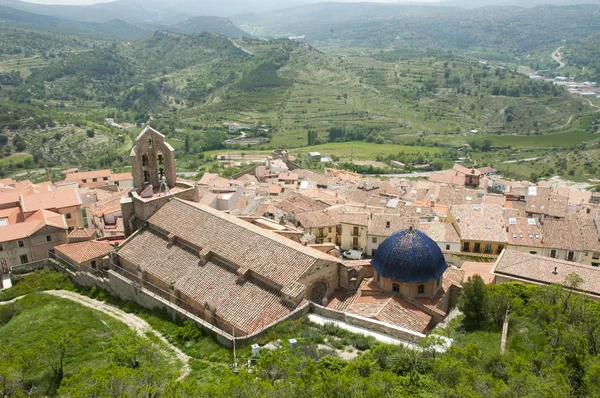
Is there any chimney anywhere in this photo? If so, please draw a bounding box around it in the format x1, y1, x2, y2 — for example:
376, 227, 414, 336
552, 267, 558, 275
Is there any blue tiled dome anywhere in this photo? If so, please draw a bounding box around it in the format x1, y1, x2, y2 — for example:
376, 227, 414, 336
371, 227, 447, 283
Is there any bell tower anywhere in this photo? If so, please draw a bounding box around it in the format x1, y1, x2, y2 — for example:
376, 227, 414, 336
130, 126, 176, 190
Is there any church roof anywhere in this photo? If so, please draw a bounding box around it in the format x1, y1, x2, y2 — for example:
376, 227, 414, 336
371, 227, 447, 283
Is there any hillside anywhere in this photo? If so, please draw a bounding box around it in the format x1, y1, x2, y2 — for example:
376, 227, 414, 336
0, 16, 598, 180
0, 5, 149, 40
234, 3, 600, 57
163, 16, 252, 38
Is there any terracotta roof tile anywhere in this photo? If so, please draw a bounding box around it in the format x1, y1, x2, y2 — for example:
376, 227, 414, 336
143, 199, 340, 287
117, 227, 303, 334
55, 240, 114, 264
451, 204, 506, 243
493, 250, 600, 297
20, 187, 81, 213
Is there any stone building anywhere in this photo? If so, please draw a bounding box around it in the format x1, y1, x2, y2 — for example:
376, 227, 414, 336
130, 126, 176, 190
122, 126, 199, 237
113, 198, 343, 336
327, 227, 464, 334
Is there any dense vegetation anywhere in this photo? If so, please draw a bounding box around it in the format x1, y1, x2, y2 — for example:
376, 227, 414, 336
2, 270, 600, 397
0, 3, 598, 183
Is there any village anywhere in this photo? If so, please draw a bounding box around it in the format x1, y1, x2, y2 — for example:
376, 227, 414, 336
1, 126, 600, 347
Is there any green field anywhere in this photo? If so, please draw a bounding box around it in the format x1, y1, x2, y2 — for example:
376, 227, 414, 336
473, 128, 600, 149
0, 152, 33, 167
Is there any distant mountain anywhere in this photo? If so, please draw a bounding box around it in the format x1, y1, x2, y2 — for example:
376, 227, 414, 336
0, 5, 149, 40
0, 4, 253, 41
441, 0, 600, 6
157, 16, 252, 37
234, 3, 600, 54
0, 0, 313, 23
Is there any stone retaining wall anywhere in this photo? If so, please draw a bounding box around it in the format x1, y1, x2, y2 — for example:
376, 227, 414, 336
311, 302, 425, 343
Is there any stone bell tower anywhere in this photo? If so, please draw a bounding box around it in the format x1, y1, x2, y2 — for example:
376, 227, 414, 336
130, 126, 176, 190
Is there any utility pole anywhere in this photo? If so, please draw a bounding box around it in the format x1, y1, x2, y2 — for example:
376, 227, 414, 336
500, 307, 510, 354
232, 326, 239, 374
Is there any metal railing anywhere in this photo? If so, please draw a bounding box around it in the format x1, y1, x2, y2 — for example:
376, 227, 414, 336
109, 261, 239, 337
48, 251, 108, 278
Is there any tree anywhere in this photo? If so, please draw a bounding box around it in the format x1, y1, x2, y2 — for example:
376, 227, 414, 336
459, 275, 487, 330
40, 331, 78, 385
86, 129, 95, 138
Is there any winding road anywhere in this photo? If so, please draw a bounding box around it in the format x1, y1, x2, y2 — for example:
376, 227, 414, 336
551, 46, 566, 69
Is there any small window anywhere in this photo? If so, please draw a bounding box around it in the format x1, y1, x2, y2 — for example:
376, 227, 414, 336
66, 213, 72, 220
372, 237, 377, 244
103, 177, 108, 181
20, 254, 28, 265
328, 227, 332, 233
550, 249, 557, 258
593, 252, 600, 260
530, 251, 537, 255
0, 244, 3, 252
18, 240, 24, 248
446, 244, 451, 250
91, 260, 97, 269
92, 178, 97, 182
392, 283, 400, 293
418, 284, 425, 294
385, 221, 390, 229
46, 235, 52, 242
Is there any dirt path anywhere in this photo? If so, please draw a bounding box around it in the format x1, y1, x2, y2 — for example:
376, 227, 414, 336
42, 290, 191, 380
0, 296, 26, 305
586, 99, 600, 113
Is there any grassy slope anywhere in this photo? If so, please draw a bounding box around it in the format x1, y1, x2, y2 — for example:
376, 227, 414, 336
1, 294, 129, 378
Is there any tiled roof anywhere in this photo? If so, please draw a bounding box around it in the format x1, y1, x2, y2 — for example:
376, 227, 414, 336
418, 222, 461, 244
68, 228, 97, 239
493, 250, 600, 297
541, 219, 582, 251
64, 169, 111, 182
117, 227, 302, 334
505, 217, 544, 248
0, 209, 67, 243
143, 199, 340, 287
295, 210, 338, 228
275, 193, 329, 215
526, 187, 567, 218
55, 240, 114, 264
327, 278, 433, 334
450, 204, 506, 243
436, 185, 484, 206
460, 261, 495, 284
111, 172, 132, 182
368, 213, 419, 237
483, 194, 506, 207
20, 187, 81, 213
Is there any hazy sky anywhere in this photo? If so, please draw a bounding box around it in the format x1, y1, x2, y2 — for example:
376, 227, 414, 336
26, 0, 437, 4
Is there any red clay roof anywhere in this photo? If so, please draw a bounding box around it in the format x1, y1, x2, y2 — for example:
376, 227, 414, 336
20, 187, 81, 213
54, 240, 114, 264
0, 209, 67, 243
